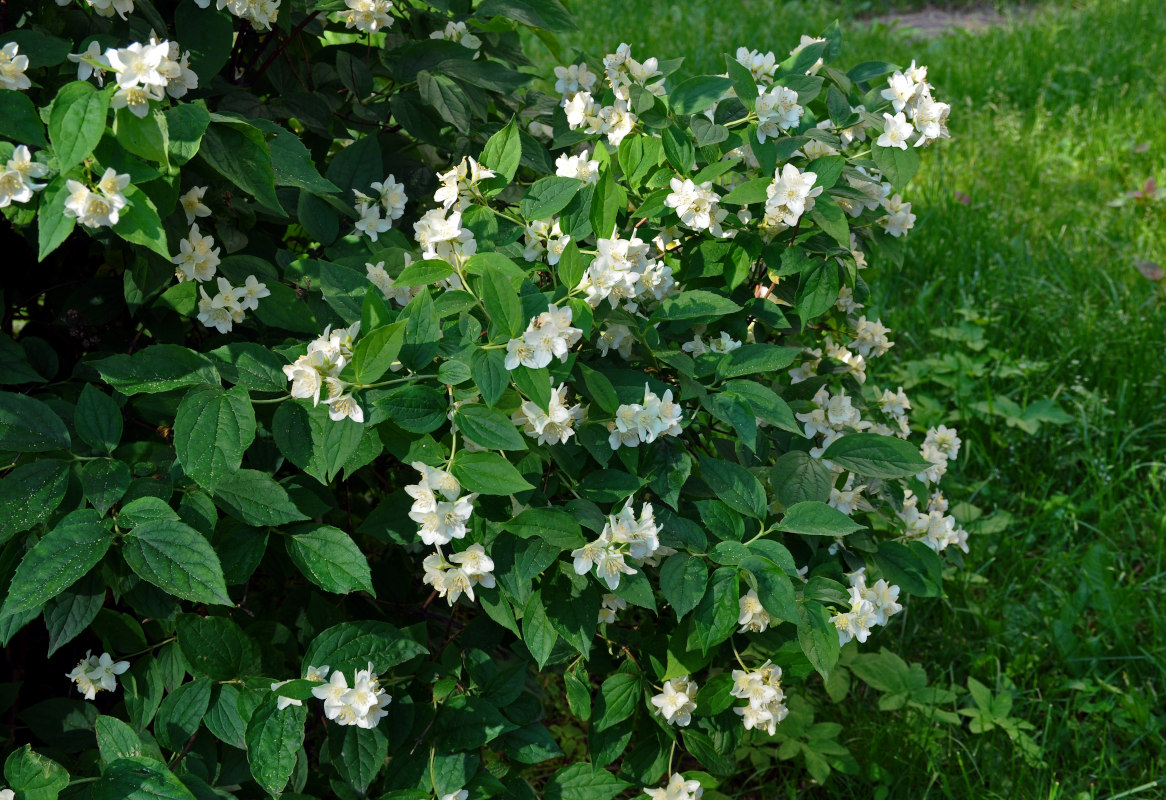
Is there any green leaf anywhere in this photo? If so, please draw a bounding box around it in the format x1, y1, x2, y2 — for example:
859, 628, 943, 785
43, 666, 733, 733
245, 695, 306, 797
798, 601, 840, 679
452, 452, 534, 495
81, 459, 131, 516
0, 392, 70, 452
820, 432, 933, 478
770, 450, 833, 506
476, 0, 576, 30
873, 540, 943, 597
345, 321, 406, 384
122, 519, 232, 606
112, 184, 170, 259
374, 385, 447, 433
398, 287, 441, 369
471, 348, 509, 407
1, 509, 113, 616
200, 118, 283, 215
210, 343, 288, 394
808, 194, 850, 247
265, 126, 339, 194
699, 456, 766, 519
0, 460, 69, 545
176, 614, 260, 680
520, 176, 581, 220
480, 116, 522, 189
174, 385, 256, 490
284, 524, 374, 595
556, 239, 585, 288
741, 555, 799, 624
164, 100, 210, 167
720, 177, 772, 205
155, 677, 212, 751
44, 573, 104, 656
114, 107, 169, 168
49, 81, 109, 173
205, 684, 264, 749
273, 402, 366, 485
76, 384, 123, 453
873, 142, 921, 190
716, 344, 799, 380
659, 553, 708, 620
776, 501, 866, 537
594, 671, 640, 731
506, 508, 584, 549
212, 469, 308, 526
36, 176, 76, 260
522, 590, 558, 669
654, 290, 742, 321
95, 715, 144, 764
544, 574, 599, 657
478, 263, 524, 339
302, 620, 427, 676
725, 53, 758, 111
543, 763, 630, 800
392, 259, 453, 286
669, 75, 733, 115
417, 70, 471, 132
502, 722, 563, 764
90, 345, 220, 395
454, 404, 527, 451
94, 757, 195, 800
330, 725, 388, 794
3, 744, 69, 800
578, 469, 642, 503
795, 259, 841, 321
688, 567, 739, 653
0, 90, 47, 147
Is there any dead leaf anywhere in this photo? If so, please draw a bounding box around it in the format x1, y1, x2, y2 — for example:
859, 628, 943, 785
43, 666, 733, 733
1135, 260, 1164, 282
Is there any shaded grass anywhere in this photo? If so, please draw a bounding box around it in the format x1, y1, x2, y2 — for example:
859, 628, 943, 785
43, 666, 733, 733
545, 0, 1166, 796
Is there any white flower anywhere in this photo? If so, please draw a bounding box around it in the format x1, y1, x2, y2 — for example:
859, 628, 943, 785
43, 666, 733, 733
111, 83, 164, 118
665, 177, 727, 236
738, 589, 771, 633
179, 186, 212, 225
67, 651, 129, 700
354, 194, 392, 241
323, 378, 364, 423
343, 0, 393, 33
173, 224, 221, 283
650, 676, 697, 726
366, 259, 419, 306
440, 792, 469, 800
555, 151, 600, 185
877, 112, 914, 150
0, 43, 31, 91
735, 46, 777, 83
237, 275, 270, 311
68, 40, 110, 85
271, 679, 303, 710
370, 174, 408, 219
512, 382, 585, 445
850, 316, 894, 358
644, 773, 704, 800
755, 85, 802, 142
106, 41, 170, 88
430, 20, 481, 52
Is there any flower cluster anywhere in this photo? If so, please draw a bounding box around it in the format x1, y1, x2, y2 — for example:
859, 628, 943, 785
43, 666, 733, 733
505, 303, 582, 371
681, 330, 742, 356
609, 384, 683, 449
763, 163, 823, 233
367, 258, 420, 306
523, 218, 572, 265
198, 0, 279, 30
0, 43, 30, 91
342, 0, 393, 34
196, 276, 270, 334
179, 185, 212, 225
880, 192, 916, 238
67, 651, 130, 701
435, 156, 494, 212
880, 62, 951, 148
64, 169, 130, 229
756, 85, 803, 143
577, 230, 678, 311
665, 177, 728, 236
644, 773, 704, 800
560, 43, 663, 147
597, 592, 627, 624
79, 38, 200, 117
737, 589, 771, 633
354, 175, 408, 242
571, 501, 668, 590
918, 424, 962, 484
795, 385, 872, 455
898, 489, 969, 553
850, 316, 894, 358
414, 207, 476, 270
830, 569, 903, 645
422, 544, 496, 604
173, 224, 222, 283
650, 674, 698, 727
308, 663, 391, 728
512, 382, 586, 445
554, 150, 600, 184
430, 21, 481, 53
731, 661, 789, 734
406, 462, 474, 546
282, 323, 364, 422
0, 146, 50, 209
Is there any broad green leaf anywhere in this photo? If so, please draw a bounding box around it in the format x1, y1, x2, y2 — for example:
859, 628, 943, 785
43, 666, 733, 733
741, 555, 799, 624
122, 519, 232, 606
94, 757, 195, 800
199, 118, 283, 214
662, 123, 695, 173
874, 540, 943, 597
393, 259, 453, 286
155, 677, 212, 751
770, 450, 834, 506
454, 404, 527, 450
118, 497, 180, 529
164, 100, 210, 166
520, 176, 581, 220
776, 501, 866, 537
49, 81, 109, 172
543, 763, 630, 800
0, 392, 70, 451
174, 385, 256, 490
374, 384, 447, 433
302, 620, 427, 676
699, 456, 766, 519
114, 107, 169, 168
593, 671, 640, 731
44, 573, 104, 655
81, 459, 131, 516
798, 601, 841, 679
90, 345, 220, 395
330, 725, 388, 794
669, 75, 733, 115
3, 745, 69, 800
284, 524, 374, 595
577, 469, 642, 503
795, 259, 841, 321
0, 460, 69, 545
873, 142, 921, 190
209, 342, 287, 394
398, 287, 441, 369
205, 684, 264, 749
95, 715, 144, 764
343, 321, 406, 385
725, 53, 758, 111
659, 553, 708, 620
716, 344, 800, 380
176, 614, 260, 680
480, 116, 522, 189
720, 177, 772, 205
654, 290, 741, 321
476, 0, 576, 30
76, 384, 123, 453
0, 90, 47, 147
245, 695, 306, 797
112, 185, 169, 258
505, 508, 584, 549
501, 722, 563, 764
808, 194, 850, 247
1, 509, 113, 616
688, 567, 739, 653
452, 452, 534, 495
212, 469, 308, 526
36, 175, 75, 260
544, 573, 599, 658
417, 70, 471, 131
820, 432, 933, 478
522, 590, 558, 669
272, 401, 365, 485
479, 265, 525, 341
265, 125, 340, 194
471, 347, 509, 407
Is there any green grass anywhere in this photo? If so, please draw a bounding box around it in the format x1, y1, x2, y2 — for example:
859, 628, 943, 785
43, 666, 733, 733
542, 0, 1166, 795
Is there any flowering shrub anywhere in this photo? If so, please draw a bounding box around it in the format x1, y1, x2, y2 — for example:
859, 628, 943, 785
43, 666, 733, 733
0, 2, 962, 797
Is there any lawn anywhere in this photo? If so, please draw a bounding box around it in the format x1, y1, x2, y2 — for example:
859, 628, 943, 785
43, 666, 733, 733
533, 0, 1166, 795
